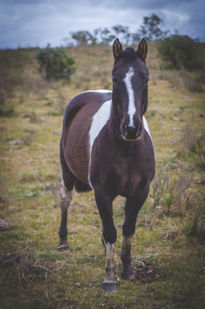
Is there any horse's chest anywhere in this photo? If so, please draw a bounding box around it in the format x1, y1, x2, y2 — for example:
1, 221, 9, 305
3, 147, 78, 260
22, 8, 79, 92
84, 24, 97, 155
112, 157, 142, 195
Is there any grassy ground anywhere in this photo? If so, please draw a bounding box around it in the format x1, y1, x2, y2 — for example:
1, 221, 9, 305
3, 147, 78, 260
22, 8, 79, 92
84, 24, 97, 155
0, 44, 205, 309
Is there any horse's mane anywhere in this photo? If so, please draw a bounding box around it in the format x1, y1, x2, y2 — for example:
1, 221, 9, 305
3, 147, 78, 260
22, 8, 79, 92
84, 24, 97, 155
121, 48, 137, 62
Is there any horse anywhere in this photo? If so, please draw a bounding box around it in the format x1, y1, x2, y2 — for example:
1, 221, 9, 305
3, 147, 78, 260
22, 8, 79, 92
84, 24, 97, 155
58, 38, 155, 292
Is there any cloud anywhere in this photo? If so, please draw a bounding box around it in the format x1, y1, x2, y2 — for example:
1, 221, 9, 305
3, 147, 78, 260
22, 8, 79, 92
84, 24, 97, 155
0, 0, 204, 49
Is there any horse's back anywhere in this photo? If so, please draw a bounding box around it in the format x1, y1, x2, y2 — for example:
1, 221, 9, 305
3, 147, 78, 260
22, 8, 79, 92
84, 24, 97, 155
61, 90, 112, 185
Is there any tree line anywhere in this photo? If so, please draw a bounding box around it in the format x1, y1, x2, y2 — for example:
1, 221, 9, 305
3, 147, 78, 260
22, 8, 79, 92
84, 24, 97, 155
35, 13, 203, 83
67, 14, 167, 46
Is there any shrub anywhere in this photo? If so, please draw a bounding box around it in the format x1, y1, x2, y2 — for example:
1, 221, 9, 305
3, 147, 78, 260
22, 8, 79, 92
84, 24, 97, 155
151, 165, 192, 217
158, 35, 203, 71
182, 71, 205, 92
184, 192, 205, 240
176, 127, 205, 170
36, 45, 75, 81
0, 50, 29, 116
0, 90, 15, 116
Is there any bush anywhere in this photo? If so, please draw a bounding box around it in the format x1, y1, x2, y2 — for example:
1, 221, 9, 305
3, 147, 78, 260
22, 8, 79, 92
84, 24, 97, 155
151, 165, 192, 217
176, 127, 205, 170
182, 71, 205, 92
158, 35, 203, 71
36, 45, 75, 81
184, 192, 205, 240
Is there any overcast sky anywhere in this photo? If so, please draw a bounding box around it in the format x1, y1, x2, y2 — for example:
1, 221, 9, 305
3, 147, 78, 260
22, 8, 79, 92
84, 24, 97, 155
0, 0, 204, 49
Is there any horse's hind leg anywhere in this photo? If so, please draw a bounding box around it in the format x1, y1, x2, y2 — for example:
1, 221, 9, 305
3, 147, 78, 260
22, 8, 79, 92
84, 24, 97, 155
58, 144, 75, 251
58, 179, 72, 251
121, 187, 149, 280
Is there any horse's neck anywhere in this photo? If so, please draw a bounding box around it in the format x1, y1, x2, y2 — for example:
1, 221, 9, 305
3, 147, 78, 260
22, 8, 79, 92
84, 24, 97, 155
108, 103, 121, 138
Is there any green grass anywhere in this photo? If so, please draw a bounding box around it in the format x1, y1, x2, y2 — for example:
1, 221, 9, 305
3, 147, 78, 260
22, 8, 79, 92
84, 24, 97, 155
0, 44, 205, 309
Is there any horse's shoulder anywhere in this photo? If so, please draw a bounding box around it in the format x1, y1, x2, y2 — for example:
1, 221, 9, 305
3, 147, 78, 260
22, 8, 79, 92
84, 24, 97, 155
62, 90, 112, 134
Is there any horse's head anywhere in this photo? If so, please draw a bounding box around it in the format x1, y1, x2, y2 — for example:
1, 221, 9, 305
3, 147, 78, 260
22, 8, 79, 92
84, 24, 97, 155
112, 38, 149, 142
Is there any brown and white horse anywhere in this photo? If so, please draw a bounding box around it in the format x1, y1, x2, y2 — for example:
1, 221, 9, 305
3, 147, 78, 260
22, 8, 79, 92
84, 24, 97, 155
58, 39, 155, 291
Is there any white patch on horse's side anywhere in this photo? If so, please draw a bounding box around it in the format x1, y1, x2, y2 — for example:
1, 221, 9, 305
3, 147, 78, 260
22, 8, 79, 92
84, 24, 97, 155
88, 100, 112, 188
83, 89, 112, 94
123, 67, 135, 127
143, 116, 155, 156
142, 116, 152, 139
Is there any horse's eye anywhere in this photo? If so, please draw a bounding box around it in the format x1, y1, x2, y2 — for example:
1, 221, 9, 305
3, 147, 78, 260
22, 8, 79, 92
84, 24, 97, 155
145, 76, 149, 83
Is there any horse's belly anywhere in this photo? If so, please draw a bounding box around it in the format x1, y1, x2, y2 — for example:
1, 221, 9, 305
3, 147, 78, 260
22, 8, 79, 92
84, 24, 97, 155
63, 107, 93, 184
66, 137, 89, 184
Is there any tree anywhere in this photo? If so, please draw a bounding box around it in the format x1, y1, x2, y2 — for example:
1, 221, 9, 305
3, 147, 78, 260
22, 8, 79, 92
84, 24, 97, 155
158, 35, 201, 70
138, 14, 167, 41
36, 45, 75, 81
94, 28, 115, 45
112, 25, 131, 44
71, 31, 96, 45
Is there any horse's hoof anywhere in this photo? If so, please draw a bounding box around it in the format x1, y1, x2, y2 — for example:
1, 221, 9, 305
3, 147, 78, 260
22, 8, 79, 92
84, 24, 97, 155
121, 270, 135, 281
57, 243, 70, 252
102, 281, 117, 292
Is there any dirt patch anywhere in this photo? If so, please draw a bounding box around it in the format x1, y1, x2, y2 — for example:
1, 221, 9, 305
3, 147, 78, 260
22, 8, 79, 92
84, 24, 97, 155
0, 219, 10, 231
0, 252, 32, 267
134, 261, 166, 283
0, 252, 49, 282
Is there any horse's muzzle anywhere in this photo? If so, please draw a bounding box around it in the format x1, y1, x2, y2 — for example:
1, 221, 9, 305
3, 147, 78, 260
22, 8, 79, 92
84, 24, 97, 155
122, 124, 142, 142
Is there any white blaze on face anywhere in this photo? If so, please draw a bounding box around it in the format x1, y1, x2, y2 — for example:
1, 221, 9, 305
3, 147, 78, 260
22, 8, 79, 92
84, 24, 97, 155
123, 67, 135, 127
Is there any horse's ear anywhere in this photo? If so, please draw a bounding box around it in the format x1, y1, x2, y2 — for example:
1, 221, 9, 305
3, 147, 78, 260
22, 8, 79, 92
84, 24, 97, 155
113, 39, 123, 60
136, 39, 148, 62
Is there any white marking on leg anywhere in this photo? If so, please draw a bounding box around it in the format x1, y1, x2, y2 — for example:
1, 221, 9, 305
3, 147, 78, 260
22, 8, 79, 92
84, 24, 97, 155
88, 100, 112, 188
60, 176, 72, 211
123, 67, 135, 127
105, 242, 115, 270
103, 239, 116, 285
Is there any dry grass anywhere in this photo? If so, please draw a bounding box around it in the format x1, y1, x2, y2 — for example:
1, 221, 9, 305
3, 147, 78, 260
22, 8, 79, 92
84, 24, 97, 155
0, 44, 205, 309
176, 127, 205, 170
151, 164, 192, 217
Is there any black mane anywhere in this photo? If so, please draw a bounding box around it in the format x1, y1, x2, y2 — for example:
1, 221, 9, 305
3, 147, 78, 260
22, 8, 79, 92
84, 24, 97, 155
121, 48, 137, 62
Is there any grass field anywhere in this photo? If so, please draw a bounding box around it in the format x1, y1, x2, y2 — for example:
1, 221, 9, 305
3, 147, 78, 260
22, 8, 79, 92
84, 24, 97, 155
0, 43, 205, 309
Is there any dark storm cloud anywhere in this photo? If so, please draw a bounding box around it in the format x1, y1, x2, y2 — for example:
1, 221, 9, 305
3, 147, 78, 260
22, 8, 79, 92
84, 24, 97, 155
0, 0, 204, 49
89, 0, 194, 10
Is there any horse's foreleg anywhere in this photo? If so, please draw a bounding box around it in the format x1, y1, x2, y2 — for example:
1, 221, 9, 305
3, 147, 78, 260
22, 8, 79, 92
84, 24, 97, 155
94, 187, 117, 292
102, 239, 116, 292
58, 181, 72, 251
121, 236, 135, 280
121, 187, 149, 280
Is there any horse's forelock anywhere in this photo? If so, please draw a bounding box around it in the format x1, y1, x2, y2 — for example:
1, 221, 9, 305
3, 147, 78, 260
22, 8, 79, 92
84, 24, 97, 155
119, 48, 137, 62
